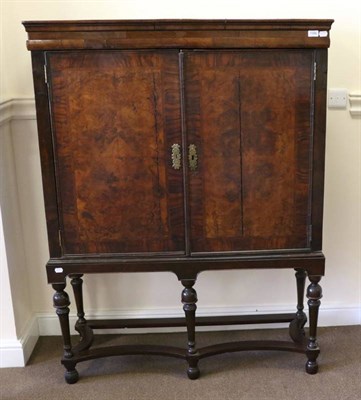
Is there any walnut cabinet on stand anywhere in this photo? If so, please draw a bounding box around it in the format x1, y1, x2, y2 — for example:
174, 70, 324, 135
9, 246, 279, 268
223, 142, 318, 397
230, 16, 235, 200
23, 19, 333, 383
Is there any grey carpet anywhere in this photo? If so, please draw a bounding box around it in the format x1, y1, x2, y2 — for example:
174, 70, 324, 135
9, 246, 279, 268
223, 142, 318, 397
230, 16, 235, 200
1, 326, 360, 400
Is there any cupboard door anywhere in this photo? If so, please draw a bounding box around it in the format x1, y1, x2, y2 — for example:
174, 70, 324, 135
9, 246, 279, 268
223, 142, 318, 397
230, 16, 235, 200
184, 51, 314, 253
48, 51, 184, 255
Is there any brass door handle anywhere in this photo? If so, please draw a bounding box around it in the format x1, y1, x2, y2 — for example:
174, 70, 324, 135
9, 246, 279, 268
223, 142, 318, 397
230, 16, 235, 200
171, 144, 181, 170
188, 144, 198, 171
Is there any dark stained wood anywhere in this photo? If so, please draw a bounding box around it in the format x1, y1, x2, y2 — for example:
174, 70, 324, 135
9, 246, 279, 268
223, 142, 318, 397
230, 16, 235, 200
48, 50, 184, 255
23, 19, 333, 50
52, 283, 73, 359
311, 49, 328, 250
65, 344, 187, 363
70, 274, 86, 326
46, 251, 326, 284
306, 275, 322, 374
86, 313, 296, 329
52, 283, 79, 384
181, 279, 200, 379
198, 340, 305, 359
72, 323, 93, 353
23, 19, 334, 31
24, 20, 332, 383
289, 269, 307, 342
31, 52, 61, 257
185, 50, 313, 253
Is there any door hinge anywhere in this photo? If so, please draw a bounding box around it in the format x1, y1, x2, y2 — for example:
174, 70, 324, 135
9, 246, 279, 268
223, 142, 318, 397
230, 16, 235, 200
44, 64, 48, 84
308, 225, 313, 244
58, 229, 62, 249
179, 50, 185, 89
313, 62, 317, 81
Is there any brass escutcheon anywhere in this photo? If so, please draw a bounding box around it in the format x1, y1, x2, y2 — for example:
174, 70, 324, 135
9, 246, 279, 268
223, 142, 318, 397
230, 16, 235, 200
171, 144, 181, 170
188, 144, 198, 171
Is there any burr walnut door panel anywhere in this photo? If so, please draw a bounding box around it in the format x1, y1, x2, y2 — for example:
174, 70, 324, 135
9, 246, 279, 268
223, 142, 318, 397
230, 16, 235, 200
47, 51, 185, 255
184, 50, 314, 253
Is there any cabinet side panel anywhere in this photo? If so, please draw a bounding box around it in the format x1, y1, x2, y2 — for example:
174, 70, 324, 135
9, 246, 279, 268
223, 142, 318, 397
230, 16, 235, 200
185, 50, 313, 253
31, 51, 61, 257
311, 49, 328, 250
47, 50, 184, 255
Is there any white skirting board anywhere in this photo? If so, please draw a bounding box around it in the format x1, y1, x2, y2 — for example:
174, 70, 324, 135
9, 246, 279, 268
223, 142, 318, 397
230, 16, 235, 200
0, 316, 39, 368
36, 304, 361, 336
2, 304, 359, 368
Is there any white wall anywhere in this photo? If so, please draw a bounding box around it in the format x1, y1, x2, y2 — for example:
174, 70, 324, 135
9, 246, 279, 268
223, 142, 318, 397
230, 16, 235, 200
0, 119, 18, 342
0, 102, 37, 366
0, 204, 24, 367
0, 0, 360, 366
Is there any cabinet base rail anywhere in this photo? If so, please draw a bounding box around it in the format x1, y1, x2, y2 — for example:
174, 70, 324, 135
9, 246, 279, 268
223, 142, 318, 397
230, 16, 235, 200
53, 270, 322, 383
86, 313, 296, 329
62, 338, 308, 380
60, 313, 314, 384
61, 318, 310, 384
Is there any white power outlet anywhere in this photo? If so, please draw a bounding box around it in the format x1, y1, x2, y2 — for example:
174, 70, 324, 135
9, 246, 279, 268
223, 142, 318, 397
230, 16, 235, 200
328, 89, 348, 109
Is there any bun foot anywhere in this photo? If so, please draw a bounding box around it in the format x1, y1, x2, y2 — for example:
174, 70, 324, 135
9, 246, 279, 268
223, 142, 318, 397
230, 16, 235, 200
187, 366, 200, 380
305, 361, 318, 375
65, 368, 79, 384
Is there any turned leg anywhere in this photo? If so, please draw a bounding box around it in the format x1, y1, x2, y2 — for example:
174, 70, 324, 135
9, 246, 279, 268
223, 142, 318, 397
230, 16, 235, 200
305, 275, 322, 374
289, 269, 307, 342
52, 283, 79, 384
70, 274, 86, 327
70, 274, 94, 352
181, 279, 200, 380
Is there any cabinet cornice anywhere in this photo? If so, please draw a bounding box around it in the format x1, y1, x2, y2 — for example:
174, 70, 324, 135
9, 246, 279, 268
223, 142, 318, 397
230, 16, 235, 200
23, 19, 334, 50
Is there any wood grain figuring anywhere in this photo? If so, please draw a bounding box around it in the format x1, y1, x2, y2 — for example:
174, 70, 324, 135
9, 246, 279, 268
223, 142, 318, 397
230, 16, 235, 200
23, 19, 333, 51
24, 20, 332, 383
185, 51, 313, 252
48, 51, 184, 255
31, 51, 62, 257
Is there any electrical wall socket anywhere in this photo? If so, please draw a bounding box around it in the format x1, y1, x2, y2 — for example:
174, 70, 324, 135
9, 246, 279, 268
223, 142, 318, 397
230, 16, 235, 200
328, 89, 348, 109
